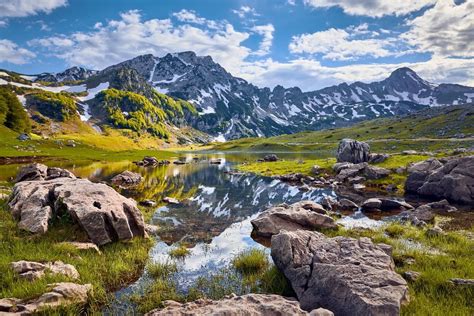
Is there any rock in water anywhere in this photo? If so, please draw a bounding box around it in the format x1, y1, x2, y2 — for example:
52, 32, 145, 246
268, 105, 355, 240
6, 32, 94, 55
251, 201, 337, 238
406, 156, 474, 204
9, 177, 146, 245
111, 170, 142, 187
263, 154, 279, 162
271, 230, 408, 315
145, 294, 324, 316
15, 163, 76, 183
336, 139, 370, 163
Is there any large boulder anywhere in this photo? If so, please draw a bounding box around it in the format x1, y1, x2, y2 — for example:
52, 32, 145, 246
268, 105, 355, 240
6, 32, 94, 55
335, 162, 390, 182
111, 170, 142, 187
336, 139, 370, 164
9, 176, 146, 245
251, 201, 337, 238
405, 156, 474, 204
271, 230, 408, 315
145, 294, 329, 316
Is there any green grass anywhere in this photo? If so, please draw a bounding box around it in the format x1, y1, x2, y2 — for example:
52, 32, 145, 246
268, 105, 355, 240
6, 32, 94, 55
146, 261, 178, 279
213, 105, 474, 154
0, 199, 154, 313
168, 244, 190, 258
232, 249, 269, 275
238, 158, 336, 177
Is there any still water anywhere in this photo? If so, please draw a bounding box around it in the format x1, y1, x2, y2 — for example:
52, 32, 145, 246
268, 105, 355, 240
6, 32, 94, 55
0, 153, 386, 314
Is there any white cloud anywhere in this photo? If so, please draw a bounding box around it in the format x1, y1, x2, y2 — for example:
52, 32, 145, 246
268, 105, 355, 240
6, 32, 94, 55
173, 9, 206, 25
0, 20, 7, 27
0, 0, 67, 18
251, 24, 275, 56
240, 56, 474, 91
287, 0, 297, 5
0, 39, 36, 64
402, 0, 474, 58
29, 10, 251, 75
303, 0, 436, 17
232, 6, 259, 18
289, 25, 402, 60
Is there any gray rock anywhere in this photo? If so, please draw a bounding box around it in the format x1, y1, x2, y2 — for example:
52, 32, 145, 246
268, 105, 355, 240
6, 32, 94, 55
17, 133, 31, 141
361, 198, 382, 210
336, 139, 370, 163
263, 154, 279, 162
111, 170, 142, 187
15, 163, 48, 182
9, 177, 146, 245
418, 156, 474, 204
163, 196, 180, 204
363, 165, 391, 180
339, 198, 358, 210
369, 153, 390, 164
251, 201, 337, 238
146, 294, 315, 315
11, 260, 79, 281
271, 230, 408, 315
449, 278, 474, 286
140, 200, 157, 207
403, 271, 421, 282
15, 163, 75, 183
379, 199, 414, 211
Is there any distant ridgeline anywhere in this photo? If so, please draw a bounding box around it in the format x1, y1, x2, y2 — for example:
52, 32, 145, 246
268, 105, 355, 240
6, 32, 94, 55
0, 51, 473, 142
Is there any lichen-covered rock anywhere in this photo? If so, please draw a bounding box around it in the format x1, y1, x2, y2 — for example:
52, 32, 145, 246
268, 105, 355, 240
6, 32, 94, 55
271, 230, 408, 315
251, 201, 337, 238
9, 177, 146, 245
336, 139, 370, 163
146, 294, 322, 316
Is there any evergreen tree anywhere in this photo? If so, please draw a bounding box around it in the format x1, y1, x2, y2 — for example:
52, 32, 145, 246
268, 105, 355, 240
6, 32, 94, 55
0, 87, 31, 133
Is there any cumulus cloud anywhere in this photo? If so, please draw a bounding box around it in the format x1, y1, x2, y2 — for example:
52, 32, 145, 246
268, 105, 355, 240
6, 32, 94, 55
241, 56, 474, 91
0, 0, 67, 18
0, 39, 36, 64
402, 0, 474, 58
303, 0, 436, 17
172, 9, 223, 29
251, 24, 275, 56
232, 6, 259, 18
289, 25, 403, 60
29, 10, 251, 74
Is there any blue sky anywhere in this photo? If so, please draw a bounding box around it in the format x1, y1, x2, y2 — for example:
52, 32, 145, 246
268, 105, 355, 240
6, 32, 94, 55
0, 0, 473, 91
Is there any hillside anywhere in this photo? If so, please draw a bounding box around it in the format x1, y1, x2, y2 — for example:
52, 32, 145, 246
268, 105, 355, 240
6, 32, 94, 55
212, 104, 474, 154
2, 52, 474, 142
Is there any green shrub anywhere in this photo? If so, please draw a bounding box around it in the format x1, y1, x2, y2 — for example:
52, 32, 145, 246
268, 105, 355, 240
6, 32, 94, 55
27, 91, 78, 121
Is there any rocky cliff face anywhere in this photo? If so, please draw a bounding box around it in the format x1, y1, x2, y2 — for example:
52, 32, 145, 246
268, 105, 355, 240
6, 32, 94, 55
94, 52, 473, 140
35, 66, 98, 83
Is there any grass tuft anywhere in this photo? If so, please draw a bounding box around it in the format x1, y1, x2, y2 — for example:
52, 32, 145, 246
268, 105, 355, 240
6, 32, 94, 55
232, 248, 269, 275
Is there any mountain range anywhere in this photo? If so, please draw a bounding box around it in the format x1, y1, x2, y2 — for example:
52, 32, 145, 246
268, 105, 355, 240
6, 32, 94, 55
1, 51, 474, 142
